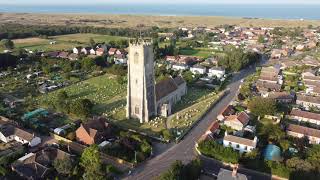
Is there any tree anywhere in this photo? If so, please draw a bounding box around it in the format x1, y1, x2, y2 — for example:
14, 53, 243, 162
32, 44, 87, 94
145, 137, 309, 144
287, 157, 313, 172
158, 160, 184, 180
53, 155, 75, 176
306, 144, 320, 170
258, 123, 285, 144
248, 97, 277, 117
89, 38, 96, 48
258, 35, 265, 43
82, 57, 96, 71
70, 99, 93, 117
0, 39, 14, 49
162, 129, 173, 141
182, 70, 194, 84
80, 145, 104, 180
55, 91, 69, 113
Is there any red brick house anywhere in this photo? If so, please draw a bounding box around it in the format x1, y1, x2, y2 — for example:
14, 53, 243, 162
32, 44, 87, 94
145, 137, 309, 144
75, 117, 111, 145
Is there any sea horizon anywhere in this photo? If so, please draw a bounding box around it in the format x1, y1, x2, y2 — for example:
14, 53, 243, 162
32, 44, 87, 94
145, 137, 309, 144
0, 4, 320, 20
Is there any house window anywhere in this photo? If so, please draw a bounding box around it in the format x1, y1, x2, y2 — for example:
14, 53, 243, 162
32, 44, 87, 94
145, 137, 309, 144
236, 144, 240, 148
135, 106, 139, 115
245, 146, 248, 150
229, 142, 232, 146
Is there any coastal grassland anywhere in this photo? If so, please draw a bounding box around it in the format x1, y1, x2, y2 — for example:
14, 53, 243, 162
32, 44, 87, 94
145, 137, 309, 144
1, 13, 320, 28
9, 33, 127, 51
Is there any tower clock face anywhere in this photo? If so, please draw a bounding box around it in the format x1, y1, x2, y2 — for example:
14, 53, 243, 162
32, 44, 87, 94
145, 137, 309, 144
134, 52, 139, 64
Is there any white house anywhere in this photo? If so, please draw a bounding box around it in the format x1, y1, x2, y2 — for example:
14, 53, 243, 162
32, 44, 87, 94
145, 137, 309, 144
172, 64, 189, 71
73, 47, 81, 54
0, 124, 41, 147
190, 65, 207, 75
90, 48, 96, 55
223, 132, 258, 153
114, 54, 128, 65
208, 67, 226, 79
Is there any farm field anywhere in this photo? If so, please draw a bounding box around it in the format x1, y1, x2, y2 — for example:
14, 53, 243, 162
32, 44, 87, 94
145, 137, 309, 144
10, 33, 127, 52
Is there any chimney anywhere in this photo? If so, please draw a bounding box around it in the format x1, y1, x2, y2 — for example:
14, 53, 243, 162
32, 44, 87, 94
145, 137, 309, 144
232, 164, 239, 177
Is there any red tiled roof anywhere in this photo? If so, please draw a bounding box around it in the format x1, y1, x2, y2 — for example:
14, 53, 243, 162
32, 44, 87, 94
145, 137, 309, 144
221, 105, 235, 116
287, 124, 320, 138
290, 109, 320, 121
237, 112, 250, 125
208, 121, 220, 132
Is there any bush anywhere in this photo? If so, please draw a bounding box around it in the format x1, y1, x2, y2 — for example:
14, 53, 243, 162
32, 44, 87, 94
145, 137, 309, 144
162, 129, 173, 141
198, 140, 239, 164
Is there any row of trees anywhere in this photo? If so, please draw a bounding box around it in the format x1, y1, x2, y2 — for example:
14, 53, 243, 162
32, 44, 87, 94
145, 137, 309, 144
218, 46, 260, 72
0, 23, 172, 40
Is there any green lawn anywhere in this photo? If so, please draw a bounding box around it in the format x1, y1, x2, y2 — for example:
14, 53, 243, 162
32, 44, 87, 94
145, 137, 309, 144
179, 48, 214, 58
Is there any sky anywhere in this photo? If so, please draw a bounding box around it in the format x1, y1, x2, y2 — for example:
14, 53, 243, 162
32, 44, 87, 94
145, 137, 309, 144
1, 0, 320, 5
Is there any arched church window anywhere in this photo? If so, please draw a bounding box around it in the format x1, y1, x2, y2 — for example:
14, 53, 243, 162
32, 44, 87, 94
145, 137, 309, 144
134, 52, 139, 64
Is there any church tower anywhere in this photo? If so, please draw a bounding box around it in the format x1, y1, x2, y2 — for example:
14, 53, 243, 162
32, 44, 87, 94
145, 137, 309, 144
126, 39, 157, 123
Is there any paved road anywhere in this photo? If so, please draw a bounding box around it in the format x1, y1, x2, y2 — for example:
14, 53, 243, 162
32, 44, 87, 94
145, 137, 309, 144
124, 56, 270, 180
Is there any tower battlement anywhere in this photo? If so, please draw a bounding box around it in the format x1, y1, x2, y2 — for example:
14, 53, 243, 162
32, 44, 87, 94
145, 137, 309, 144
129, 38, 153, 47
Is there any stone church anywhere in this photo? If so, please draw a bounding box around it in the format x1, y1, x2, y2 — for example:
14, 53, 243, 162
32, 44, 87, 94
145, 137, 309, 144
126, 40, 187, 123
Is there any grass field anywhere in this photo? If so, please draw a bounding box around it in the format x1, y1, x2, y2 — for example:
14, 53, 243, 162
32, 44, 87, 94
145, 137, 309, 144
37, 73, 127, 117
11, 33, 127, 52
179, 48, 214, 58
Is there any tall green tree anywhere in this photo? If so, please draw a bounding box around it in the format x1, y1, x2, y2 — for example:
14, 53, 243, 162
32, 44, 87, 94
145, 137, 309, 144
80, 145, 104, 180
0, 39, 14, 49
248, 97, 277, 117
70, 99, 93, 117
53, 155, 75, 176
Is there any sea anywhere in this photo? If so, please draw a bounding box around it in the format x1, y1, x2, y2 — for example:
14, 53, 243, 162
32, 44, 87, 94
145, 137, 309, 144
0, 4, 320, 20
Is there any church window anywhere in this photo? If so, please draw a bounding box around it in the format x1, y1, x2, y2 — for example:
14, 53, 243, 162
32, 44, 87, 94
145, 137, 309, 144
134, 52, 139, 64
135, 106, 139, 114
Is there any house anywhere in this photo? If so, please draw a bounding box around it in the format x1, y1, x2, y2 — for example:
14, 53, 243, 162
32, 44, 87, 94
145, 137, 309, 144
57, 51, 69, 59
258, 66, 282, 84
0, 123, 41, 147
73, 47, 81, 54
172, 63, 189, 71
208, 67, 226, 79
108, 48, 117, 56
288, 109, 320, 126
217, 105, 235, 121
271, 49, 289, 59
256, 80, 282, 95
96, 48, 105, 56
205, 121, 220, 136
224, 112, 250, 131
217, 167, 248, 180
267, 92, 295, 103
90, 48, 96, 55
190, 65, 207, 75
46, 51, 59, 58
75, 117, 111, 145
296, 94, 320, 110
12, 147, 74, 179
286, 124, 320, 144
68, 53, 79, 61
114, 54, 127, 65
166, 56, 177, 62
223, 132, 258, 153
81, 47, 91, 55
